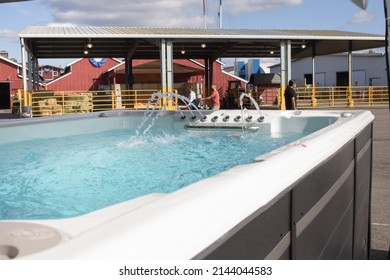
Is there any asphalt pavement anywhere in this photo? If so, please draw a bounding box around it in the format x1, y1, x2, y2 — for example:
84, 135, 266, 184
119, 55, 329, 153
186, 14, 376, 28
368, 108, 390, 260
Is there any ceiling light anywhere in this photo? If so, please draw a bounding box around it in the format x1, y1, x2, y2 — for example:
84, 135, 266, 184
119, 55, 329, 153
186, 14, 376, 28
270, 50, 274, 54
201, 43, 206, 48
301, 42, 307, 49
83, 49, 89, 55
181, 50, 186, 54
87, 39, 93, 48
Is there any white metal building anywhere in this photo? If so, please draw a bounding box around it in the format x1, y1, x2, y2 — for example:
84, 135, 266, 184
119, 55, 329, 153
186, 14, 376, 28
269, 52, 386, 87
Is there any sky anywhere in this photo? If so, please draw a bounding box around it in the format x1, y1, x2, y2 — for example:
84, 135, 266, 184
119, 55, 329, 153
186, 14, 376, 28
0, 0, 386, 69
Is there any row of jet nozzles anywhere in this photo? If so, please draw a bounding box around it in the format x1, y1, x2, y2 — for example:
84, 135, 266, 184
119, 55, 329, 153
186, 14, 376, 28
202, 115, 265, 123
181, 114, 265, 122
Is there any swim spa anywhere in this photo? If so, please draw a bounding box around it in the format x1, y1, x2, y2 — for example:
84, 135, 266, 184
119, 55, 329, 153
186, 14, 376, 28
0, 109, 373, 260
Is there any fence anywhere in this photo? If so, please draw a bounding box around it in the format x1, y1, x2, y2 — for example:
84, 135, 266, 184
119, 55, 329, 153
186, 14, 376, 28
23, 89, 181, 117
15, 86, 389, 117
295, 86, 389, 109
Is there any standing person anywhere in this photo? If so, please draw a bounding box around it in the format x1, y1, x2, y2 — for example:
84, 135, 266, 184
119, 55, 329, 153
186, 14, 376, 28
204, 85, 220, 110
187, 85, 196, 104
284, 79, 297, 110
196, 93, 203, 108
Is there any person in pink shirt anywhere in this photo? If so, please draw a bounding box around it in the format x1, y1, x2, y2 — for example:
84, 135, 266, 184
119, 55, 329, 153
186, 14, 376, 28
204, 85, 220, 110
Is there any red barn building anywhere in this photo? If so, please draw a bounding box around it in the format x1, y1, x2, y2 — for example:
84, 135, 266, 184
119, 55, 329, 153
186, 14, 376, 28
48, 58, 244, 91
45, 58, 123, 91
0, 51, 24, 109
1, 52, 246, 111
106, 58, 246, 97
46, 57, 246, 109
39, 65, 64, 82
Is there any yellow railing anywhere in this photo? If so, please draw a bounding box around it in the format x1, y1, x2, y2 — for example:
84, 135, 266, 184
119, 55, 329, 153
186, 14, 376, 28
23, 89, 183, 117
295, 86, 389, 109
16, 86, 389, 117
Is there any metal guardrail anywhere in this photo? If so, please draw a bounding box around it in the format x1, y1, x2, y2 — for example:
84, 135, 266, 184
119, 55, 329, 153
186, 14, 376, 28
25, 89, 178, 117
296, 86, 389, 109
15, 86, 389, 117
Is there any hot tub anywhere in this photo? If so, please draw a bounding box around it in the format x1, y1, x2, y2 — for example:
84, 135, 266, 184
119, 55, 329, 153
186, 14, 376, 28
0, 109, 373, 259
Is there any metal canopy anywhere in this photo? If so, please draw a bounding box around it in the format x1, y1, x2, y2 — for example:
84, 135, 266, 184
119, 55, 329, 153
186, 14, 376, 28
19, 26, 385, 60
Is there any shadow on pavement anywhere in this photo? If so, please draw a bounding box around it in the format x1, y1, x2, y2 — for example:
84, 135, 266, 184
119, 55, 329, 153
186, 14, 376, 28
370, 248, 390, 260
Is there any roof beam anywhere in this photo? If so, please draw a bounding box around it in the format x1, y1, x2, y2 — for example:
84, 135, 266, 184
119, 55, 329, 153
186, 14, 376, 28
126, 39, 141, 58
211, 42, 237, 61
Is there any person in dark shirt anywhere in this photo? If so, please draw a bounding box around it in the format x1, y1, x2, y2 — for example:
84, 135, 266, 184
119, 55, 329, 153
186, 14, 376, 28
284, 79, 297, 110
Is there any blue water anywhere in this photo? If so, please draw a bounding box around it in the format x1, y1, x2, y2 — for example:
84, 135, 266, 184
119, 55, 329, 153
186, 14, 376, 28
0, 127, 306, 220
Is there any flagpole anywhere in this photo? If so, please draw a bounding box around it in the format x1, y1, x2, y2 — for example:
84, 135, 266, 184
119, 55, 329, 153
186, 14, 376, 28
384, 0, 390, 110
219, 0, 222, 29
203, 0, 207, 28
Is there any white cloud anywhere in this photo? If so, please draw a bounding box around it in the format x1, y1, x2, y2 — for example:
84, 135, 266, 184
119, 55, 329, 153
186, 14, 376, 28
223, 0, 303, 15
0, 28, 17, 38
0, 29, 19, 44
349, 10, 374, 24
39, 0, 302, 27
40, 0, 205, 27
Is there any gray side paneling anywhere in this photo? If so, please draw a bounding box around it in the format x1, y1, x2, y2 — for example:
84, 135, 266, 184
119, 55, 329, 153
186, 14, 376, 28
336, 226, 354, 260
353, 124, 372, 259
355, 124, 372, 152
353, 192, 370, 259
195, 122, 372, 260
320, 201, 354, 259
294, 171, 354, 259
197, 192, 291, 260
277, 244, 291, 260
355, 150, 371, 208
292, 141, 354, 223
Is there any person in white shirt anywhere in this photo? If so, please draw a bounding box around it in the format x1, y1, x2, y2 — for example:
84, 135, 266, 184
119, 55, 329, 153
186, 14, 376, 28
188, 85, 196, 103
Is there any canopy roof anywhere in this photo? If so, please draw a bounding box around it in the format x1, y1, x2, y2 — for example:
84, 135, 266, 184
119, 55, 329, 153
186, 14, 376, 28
19, 26, 385, 60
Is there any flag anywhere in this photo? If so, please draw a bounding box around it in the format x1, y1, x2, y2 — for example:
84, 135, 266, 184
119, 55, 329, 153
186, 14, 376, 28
350, 0, 368, 10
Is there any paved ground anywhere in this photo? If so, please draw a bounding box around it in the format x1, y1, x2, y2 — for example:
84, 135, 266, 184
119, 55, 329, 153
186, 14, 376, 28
0, 108, 389, 259
0, 109, 18, 120
369, 108, 390, 260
